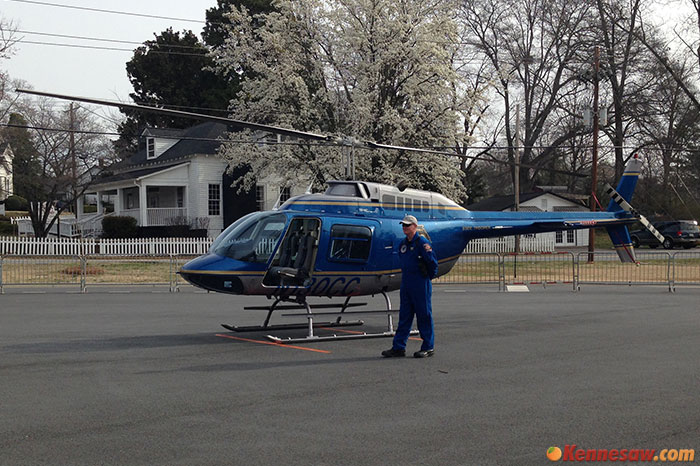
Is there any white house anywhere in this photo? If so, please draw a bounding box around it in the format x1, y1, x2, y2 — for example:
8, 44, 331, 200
467, 188, 590, 248
0, 141, 14, 203
78, 122, 307, 237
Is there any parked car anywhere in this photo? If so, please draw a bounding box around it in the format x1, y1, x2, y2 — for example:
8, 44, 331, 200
630, 220, 699, 249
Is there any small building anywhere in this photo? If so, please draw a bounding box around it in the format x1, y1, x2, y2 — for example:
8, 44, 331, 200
78, 122, 306, 237
467, 189, 590, 248
0, 141, 14, 202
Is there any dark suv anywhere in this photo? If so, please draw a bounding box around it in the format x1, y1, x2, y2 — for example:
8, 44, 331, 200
630, 220, 699, 249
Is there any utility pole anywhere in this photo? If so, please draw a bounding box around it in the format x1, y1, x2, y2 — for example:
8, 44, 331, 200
587, 46, 600, 262
69, 102, 77, 215
514, 103, 521, 254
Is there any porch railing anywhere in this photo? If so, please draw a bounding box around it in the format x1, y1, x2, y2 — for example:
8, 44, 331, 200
147, 208, 187, 226
118, 208, 188, 226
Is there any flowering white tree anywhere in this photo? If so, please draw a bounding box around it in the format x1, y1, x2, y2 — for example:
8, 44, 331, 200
212, 0, 471, 201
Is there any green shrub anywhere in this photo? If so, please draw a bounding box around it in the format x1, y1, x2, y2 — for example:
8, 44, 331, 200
102, 216, 139, 238
0, 222, 17, 235
5, 195, 29, 211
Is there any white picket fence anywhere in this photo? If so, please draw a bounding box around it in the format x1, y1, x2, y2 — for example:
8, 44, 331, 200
465, 235, 555, 253
1, 234, 555, 256
0, 236, 214, 256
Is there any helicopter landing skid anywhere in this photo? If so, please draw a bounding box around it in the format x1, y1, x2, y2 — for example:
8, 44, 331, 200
264, 291, 417, 344
221, 320, 363, 333
221, 295, 365, 334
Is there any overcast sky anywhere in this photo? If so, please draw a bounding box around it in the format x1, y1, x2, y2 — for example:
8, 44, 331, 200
2, 0, 218, 101
2, 0, 692, 106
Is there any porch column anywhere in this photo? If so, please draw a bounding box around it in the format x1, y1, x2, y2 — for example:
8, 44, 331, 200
114, 188, 122, 216
97, 191, 104, 215
76, 195, 85, 220
184, 186, 189, 220
139, 183, 148, 227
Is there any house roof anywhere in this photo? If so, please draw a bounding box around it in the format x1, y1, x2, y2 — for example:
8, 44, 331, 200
106, 121, 228, 176
92, 163, 189, 186
467, 190, 585, 211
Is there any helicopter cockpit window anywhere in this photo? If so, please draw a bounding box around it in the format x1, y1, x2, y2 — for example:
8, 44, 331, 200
212, 212, 286, 263
329, 225, 372, 262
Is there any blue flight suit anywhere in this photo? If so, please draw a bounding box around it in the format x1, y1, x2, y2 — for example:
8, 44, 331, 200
392, 234, 439, 351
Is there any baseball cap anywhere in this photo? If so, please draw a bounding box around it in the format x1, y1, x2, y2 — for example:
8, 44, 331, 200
399, 215, 418, 226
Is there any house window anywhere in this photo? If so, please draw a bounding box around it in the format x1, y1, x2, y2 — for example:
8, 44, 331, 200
177, 187, 184, 208
279, 186, 291, 204
147, 186, 159, 208
567, 230, 575, 243
126, 193, 135, 209
146, 138, 156, 159
555, 231, 563, 243
541, 198, 548, 211
208, 184, 221, 216
255, 185, 265, 211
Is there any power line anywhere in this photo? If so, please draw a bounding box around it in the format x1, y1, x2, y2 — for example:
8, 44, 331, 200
16, 30, 208, 50
16, 39, 211, 57
7, 0, 207, 24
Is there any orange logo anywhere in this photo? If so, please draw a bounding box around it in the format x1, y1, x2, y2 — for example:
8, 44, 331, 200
547, 446, 562, 461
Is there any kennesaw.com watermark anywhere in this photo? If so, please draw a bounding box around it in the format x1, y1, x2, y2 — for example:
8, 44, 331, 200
547, 446, 695, 462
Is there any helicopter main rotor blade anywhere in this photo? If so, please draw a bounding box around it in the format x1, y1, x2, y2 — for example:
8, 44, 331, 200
16, 88, 587, 178
15, 88, 330, 142
368, 141, 587, 178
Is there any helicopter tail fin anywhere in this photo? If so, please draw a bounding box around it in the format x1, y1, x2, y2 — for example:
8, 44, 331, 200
603, 155, 643, 263
606, 154, 642, 213
604, 224, 637, 262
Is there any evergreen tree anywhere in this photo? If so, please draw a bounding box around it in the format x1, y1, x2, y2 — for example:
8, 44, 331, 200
1, 113, 41, 201
115, 28, 236, 156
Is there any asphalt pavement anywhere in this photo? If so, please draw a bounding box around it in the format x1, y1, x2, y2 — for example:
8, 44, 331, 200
1, 285, 698, 465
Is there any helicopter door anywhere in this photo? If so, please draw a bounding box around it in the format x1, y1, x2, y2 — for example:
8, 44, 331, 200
263, 217, 321, 288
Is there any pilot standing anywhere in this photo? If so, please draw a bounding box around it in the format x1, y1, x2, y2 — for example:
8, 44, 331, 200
382, 215, 438, 358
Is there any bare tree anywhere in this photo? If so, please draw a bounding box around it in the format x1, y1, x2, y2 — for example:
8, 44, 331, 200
593, 0, 660, 179
3, 91, 116, 237
462, 0, 595, 192
0, 16, 19, 108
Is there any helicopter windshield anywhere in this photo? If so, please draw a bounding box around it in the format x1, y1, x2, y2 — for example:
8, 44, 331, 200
210, 212, 287, 263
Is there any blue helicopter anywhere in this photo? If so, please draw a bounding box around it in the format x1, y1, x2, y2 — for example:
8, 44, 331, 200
18, 89, 661, 343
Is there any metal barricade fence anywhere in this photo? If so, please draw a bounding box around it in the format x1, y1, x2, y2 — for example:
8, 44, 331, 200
82, 255, 174, 289
0, 255, 84, 293
671, 251, 700, 290
501, 252, 576, 290
576, 251, 673, 290
435, 253, 501, 285
2, 251, 699, 293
